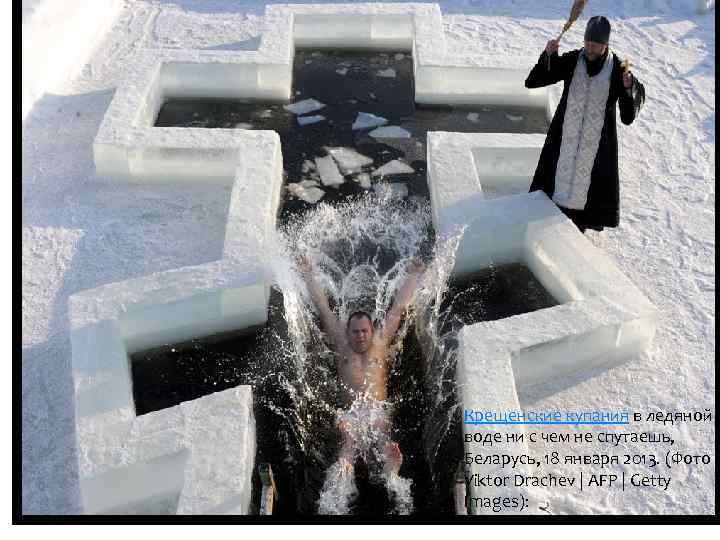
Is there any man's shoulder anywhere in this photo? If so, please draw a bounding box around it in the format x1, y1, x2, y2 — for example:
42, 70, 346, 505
560, 49, 582, 61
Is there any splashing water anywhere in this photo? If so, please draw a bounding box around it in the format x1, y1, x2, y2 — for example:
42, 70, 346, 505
258, 190, 467, 514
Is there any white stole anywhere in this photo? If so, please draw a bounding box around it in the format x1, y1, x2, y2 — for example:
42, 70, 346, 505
553, 50, 613, 210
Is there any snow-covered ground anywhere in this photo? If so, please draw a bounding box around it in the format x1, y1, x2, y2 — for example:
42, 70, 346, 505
21, 0, 714, 515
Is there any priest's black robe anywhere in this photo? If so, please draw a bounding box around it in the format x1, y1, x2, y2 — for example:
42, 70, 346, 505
525, 49, 645, 230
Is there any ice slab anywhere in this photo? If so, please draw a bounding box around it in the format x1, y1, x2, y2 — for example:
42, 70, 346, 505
354, 172, 372, 189
336, 67, 348, 75
377, 67, 396, 78
352, 112, 388, 131
315, 155, 345, 187
283, 98, 326, 115
374, 182, 408, 199
373, 159, 415, 177
76, 385, 255, 515
466, 112, 479, 123
369, 126, 411, 138
327, 147, 374, 174
297, 114, 326, 126
288, 182, 325, 203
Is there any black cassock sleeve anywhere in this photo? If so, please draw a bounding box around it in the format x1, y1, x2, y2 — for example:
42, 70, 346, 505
525, 50, 575, 88
618, 74, 645, 125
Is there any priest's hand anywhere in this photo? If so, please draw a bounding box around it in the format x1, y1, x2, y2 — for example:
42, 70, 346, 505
623, 70, 634, 89
545, 39, 560, 55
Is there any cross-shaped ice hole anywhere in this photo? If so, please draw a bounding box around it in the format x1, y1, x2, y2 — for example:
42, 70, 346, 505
73, 3, 655, 515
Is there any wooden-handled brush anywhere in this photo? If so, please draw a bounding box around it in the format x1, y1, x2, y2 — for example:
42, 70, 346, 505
547, 0, 589, 69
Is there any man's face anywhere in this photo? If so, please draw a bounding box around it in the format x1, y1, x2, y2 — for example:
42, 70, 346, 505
347, 316, 373, 353
584, 40, 608, 61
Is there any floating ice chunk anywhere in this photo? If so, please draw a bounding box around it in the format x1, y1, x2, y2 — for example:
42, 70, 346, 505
354, 173, 372, 189
326, 147, 373, 174
506, 114, 524, 122
352, 112, 388, 131
369, 92, 377, 101
374, 183, 408, 199
369, 126, 411, 138
348, 99, 358, 104
234, 122, 253, 129
377, 68, 396, 78
395, 53, 405, 60
300, 180, 319, 188
287, 183, 325, 203
297, 115, 326, 126
256, 109, 273, 119
315, 155, 345, 187
467, 112, 479, 123
336, 68, 348, 76
300, 187, 326, 203
373, 160, 415, 177
284, 98, 325, 115
311, 51, 323, 57
302, 160, 316, 173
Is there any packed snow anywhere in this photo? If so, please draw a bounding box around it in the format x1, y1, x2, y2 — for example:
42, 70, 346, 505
21, 0, 715, 516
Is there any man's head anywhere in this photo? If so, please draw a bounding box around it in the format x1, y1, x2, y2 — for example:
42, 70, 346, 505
346, 311, 374, 353
584, 15, 610, 61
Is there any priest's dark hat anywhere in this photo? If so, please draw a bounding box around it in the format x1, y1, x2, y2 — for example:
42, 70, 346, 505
584, 16, 611, 44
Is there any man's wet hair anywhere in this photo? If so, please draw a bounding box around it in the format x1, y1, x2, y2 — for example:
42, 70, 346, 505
346, 310, 374, 330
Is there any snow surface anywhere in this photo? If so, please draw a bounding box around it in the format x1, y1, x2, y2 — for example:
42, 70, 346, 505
21, 0, 714, 515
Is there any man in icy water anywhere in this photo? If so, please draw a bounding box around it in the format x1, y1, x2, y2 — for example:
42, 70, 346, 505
298, 254, 425, 513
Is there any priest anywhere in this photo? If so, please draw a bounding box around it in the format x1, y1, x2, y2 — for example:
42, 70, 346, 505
525, 15, 645, 233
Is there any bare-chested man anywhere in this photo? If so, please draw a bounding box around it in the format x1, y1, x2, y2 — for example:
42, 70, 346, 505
298, 255, 425, 480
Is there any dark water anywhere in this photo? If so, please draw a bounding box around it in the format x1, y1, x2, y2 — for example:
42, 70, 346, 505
137, 49, 552, 516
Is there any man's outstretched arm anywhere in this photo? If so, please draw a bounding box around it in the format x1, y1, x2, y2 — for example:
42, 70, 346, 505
381, 259, 425, 344
298, 255, 344, 347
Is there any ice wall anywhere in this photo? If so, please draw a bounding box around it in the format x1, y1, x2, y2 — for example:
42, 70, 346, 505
92, 3, 553, 183
426, 131, 658, 513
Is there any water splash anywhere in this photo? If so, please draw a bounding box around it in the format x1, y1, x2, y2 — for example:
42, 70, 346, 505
260, 191, 467, 514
